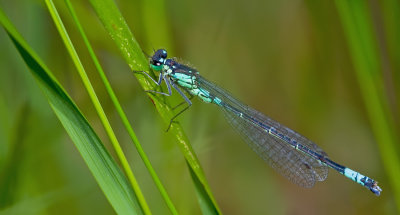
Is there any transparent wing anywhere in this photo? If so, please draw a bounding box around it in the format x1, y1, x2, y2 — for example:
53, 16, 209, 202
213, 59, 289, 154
196, 75, 329, 187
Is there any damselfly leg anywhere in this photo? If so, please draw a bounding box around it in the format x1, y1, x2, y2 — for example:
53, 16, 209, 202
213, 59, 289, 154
135, 70, 193, 131
165, 80, 193, 131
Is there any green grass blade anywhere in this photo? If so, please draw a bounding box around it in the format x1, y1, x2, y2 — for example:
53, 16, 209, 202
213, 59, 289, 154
63, 0, 178, 213
336, 0, 400, 211
140, 0, 220, 212
188, 162, 219, 214
43, 0, 151, 214
0, 7, 143, 215
141, 0, 221, 213
87, 0, 221, 213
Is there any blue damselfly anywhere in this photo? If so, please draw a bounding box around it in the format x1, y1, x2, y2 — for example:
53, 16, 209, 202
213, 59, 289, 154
139, 49, 382, 196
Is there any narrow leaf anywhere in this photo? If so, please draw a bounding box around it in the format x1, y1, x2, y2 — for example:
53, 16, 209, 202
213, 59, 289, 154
336, 0, 400, 212
87, 0, 221, 213
0, 8, 143, 215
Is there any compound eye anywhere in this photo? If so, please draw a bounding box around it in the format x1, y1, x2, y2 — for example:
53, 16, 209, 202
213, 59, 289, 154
160, 49, 167, 59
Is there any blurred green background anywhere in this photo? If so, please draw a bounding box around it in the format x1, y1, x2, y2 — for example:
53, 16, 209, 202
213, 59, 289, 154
0, 0, 399, 214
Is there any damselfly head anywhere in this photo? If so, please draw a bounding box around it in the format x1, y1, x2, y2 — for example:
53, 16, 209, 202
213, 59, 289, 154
150, 49, 168, 71
151, 49, 167, 65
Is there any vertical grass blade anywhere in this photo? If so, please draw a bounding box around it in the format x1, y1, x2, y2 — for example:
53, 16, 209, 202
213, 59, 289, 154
336, 0, 400, 211
87, 0, 221, 213
0, 7, 143, 215
63, 0, 178, 213
140, 0, 220, 212
188, 162, 219, 214
43, 0, 151, 214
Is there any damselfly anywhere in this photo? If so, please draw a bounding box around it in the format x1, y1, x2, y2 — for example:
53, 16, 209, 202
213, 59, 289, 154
140, 49, 382, 196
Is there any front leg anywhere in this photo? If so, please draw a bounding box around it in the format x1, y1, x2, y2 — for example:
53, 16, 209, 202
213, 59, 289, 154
145, 74, 172, 96
133, 70, 163, 85
133, 70, 170, 96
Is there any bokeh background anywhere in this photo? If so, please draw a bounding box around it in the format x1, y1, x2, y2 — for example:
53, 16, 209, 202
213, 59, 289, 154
0, 0, 398, 214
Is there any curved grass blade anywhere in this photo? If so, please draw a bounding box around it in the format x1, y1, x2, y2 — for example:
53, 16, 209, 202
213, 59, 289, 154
63, 0, 177, 213
87, 0, 221, 213
44, 0, 151, 214
336, 0, 400, 211
0, 8, 143, 215
139, 0, 220, 212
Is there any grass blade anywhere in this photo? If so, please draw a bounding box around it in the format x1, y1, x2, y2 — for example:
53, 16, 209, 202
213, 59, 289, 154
336, 0, 400, 211
188, 162, 219, 214
43, 0, 151, 214
0, 7, 143, 215
63, 0, 178, 213
88, 0, 221, 213
140, 0, 220, 212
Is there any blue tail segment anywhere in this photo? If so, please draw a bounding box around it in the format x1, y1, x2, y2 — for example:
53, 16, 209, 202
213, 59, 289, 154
344, 168, 382, 196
